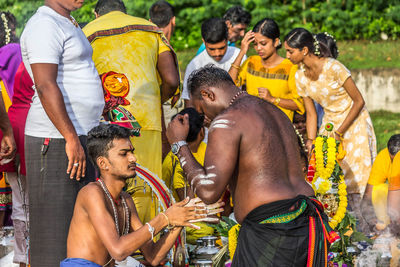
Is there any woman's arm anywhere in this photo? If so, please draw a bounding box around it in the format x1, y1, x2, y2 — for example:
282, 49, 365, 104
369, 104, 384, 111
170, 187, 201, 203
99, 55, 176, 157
228, 31, 254, 81
335, 77, 365, 140
303, 97, 318, 154
258, 88, 301, 111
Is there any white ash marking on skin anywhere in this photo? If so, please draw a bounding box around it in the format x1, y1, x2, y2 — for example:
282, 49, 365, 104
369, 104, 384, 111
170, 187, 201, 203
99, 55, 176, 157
198, 179, 215, 185
206, 166, 216, 171
191, 173, 217, 188
209, 119, 233, 131
211, 124, 230, 129
179, 156, 186, 162
181, 160, 187, 167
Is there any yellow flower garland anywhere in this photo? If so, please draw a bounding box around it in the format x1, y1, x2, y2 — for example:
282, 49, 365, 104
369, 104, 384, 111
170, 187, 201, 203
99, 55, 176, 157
329, 175, 348, 229
311, 133, 348, 229
228, 224, 241, 260
313, 136, 337, 194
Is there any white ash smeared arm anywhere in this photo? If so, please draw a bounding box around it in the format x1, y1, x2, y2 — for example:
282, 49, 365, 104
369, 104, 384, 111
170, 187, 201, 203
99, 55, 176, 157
177, 115, 241, 204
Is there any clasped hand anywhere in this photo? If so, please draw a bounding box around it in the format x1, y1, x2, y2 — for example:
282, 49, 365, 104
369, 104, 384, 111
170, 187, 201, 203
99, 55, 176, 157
165, 197, 225, 229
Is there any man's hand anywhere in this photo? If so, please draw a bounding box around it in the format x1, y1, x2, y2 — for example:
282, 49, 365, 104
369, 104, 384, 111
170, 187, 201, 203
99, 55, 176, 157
240, 30, 255, 54
258, 87, 273, 102
166, 114, 189, 144
0, 132, 16, 163
186, 197, 225, 224
164, 197, 207, 229
66, 137, 86, 180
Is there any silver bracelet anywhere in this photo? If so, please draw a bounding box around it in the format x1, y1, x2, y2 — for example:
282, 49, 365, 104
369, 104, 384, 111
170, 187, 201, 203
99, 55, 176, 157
145, 222, 154, 241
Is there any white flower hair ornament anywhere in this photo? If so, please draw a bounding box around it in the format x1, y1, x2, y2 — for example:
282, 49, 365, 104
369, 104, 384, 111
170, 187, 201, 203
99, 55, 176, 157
1, 13, 11, 45
313, 35, 320, 56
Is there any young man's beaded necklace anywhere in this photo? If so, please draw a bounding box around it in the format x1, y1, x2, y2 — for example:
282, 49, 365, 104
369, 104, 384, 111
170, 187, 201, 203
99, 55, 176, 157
97, 178, 130, 236
229, 91, 247, 106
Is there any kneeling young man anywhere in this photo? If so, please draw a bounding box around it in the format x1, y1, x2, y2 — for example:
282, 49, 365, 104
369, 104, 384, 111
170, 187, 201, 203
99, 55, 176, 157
61, 124, 215, 266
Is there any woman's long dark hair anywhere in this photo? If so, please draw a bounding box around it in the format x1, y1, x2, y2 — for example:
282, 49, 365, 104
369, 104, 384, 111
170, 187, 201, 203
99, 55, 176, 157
253, 18, 281, 49
285, 28, 338, 58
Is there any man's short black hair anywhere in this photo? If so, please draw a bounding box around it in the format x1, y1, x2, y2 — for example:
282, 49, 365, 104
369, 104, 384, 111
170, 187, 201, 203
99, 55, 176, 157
188, 64, 235, 99
172, 108, 204, 143
223, 6, 251, 26
388, 134, 400, 156
201, 18, 228, 44
87, 124, 132, 169
149, 1, 174, 28
95, 0, 126, 16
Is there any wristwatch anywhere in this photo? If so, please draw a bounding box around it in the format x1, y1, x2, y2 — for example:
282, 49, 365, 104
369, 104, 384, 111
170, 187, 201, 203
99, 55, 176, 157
171, 141, 188, 155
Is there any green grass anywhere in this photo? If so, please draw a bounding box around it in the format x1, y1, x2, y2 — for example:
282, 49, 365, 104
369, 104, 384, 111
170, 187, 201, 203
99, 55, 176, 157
370, 110, 400, 152
176, 40, 400, 74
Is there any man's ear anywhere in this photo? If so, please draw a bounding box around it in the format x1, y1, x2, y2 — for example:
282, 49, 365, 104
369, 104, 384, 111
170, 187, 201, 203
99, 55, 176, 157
97, 156, 109, 171
94, 11, 100, 19
225, 20, 232, 29
200, 88, 215, 102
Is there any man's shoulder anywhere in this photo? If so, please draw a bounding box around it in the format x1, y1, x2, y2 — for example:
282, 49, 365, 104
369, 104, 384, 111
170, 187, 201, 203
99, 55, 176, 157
78, 182, 103, 200
83, 11, 158, 37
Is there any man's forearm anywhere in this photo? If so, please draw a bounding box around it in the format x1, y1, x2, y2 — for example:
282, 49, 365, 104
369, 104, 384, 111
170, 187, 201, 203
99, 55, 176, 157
161, 83, 178, 103
177, 145, 221, 204
36, 83, 78, 141
145, 227, 183, 265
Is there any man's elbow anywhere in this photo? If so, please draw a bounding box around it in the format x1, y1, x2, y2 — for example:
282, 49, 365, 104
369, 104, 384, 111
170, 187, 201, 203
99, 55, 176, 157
164, 75, 180, 92
109, 246, 128, 262
198, 190, 220, 205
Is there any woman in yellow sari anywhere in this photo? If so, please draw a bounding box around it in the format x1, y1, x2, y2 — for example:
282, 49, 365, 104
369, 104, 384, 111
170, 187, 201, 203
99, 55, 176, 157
228, 18, 304, 122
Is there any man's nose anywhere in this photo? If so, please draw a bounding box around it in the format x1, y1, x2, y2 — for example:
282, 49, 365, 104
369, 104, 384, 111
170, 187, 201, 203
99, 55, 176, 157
129, 154, 137, 163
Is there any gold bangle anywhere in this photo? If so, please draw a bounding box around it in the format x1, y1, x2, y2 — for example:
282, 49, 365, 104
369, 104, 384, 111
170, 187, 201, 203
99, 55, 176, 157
273, 97, 281, 106
231, 64, 240, 70
335, 131, 344, 141
335, 130, 343, 137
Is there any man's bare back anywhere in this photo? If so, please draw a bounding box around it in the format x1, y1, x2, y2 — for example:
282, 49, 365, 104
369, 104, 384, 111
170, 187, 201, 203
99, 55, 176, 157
213, 95, 314, 222
167, 93, 313, 223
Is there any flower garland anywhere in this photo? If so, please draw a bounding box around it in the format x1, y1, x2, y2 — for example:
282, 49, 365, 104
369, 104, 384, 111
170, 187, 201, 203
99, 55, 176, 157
307, 123, 348, 229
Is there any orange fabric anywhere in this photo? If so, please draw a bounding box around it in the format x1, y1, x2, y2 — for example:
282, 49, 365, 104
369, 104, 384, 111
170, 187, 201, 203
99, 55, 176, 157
389, 152, 400, 191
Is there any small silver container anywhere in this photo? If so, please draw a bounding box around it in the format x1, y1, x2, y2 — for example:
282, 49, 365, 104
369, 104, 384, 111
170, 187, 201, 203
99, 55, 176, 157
193, 259, 213, 267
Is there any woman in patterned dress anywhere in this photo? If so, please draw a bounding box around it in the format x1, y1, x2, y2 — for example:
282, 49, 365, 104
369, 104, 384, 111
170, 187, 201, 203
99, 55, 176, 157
284, 28, 377, 231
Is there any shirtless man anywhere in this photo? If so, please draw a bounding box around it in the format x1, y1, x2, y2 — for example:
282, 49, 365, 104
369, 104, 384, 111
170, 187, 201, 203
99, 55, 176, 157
61, 124, 222, 267
166, 65, 336, 266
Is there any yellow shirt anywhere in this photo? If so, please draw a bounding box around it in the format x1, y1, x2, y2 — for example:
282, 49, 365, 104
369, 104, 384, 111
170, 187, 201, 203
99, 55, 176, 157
236, 56, 304, 121
368, 148, 400, 191
162, 141, 207, 201
83, 11, 171, 131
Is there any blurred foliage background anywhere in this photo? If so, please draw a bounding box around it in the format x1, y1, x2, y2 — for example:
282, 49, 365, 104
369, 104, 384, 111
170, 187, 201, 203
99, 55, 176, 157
1, 0, 399, 150
2, 0, 400, 50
